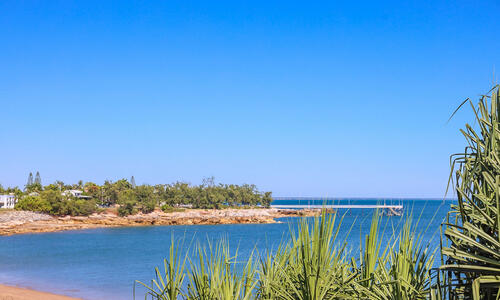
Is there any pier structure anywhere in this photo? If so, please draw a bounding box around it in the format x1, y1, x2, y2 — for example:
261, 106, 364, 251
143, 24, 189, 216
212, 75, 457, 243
271, 198, 404, 216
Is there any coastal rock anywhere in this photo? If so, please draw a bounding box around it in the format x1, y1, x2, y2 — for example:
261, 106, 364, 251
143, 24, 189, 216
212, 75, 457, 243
0, 208, 322, 236
0, 211, 53, 226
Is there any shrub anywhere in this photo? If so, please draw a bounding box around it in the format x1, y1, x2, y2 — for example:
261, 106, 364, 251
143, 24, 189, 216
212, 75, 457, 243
16, 191, 97, 216
61, 199, 97, 216
160, 204, 185, 213
15, 196, 51, 213
15, 190, 104, 216
118, 201, 136, 216
40, 190, 65, 215
140, 199, 156, 214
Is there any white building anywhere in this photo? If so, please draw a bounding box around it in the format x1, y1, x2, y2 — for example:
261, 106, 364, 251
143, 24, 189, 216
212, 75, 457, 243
62, 190, 91, 199
0, 194, 17, 209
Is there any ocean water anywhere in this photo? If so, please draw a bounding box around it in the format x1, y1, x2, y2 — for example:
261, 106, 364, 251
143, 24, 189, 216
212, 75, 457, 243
0, 199, 454, 300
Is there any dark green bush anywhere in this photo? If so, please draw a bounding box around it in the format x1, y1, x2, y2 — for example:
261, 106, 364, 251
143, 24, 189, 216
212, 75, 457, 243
118, 201, 136, 216
61, 199, 97, 216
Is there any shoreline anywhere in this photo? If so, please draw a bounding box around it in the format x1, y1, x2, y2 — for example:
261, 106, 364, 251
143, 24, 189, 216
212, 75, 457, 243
0, 208, 323, 299
0, 208, 322, 236
0, 284, 81, 300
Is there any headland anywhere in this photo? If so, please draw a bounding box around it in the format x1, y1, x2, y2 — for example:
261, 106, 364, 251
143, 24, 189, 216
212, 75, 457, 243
0, 208, 322, 236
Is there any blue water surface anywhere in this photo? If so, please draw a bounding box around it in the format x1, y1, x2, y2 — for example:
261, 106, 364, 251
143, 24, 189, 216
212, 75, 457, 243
0, 199, 454, 300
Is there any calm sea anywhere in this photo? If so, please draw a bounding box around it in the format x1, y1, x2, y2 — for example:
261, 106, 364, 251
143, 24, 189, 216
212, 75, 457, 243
0, 199, 454, 300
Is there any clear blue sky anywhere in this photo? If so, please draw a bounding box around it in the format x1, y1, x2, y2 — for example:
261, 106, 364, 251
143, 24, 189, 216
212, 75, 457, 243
1, 1, 499, 198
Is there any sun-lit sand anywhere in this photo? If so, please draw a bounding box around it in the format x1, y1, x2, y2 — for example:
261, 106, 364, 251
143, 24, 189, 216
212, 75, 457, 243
0, 284, 81, 300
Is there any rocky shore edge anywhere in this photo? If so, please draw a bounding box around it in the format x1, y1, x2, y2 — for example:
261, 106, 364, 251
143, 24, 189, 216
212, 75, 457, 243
0, 208, 322, 236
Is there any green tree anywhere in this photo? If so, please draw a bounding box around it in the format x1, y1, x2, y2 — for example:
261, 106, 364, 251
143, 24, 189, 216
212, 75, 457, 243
83, 182, 100, 199
262, 192, 272, 208
34, 171, 41, 185
44, 183, 61, 191
164, 182, 192, 206
25, 183, 43, 194
102, 179, 131, 205
117, 189, 137, 216
54, 180, 66, 190
118, 189, 136, 204
40, 190, 66, 215
26, 172, 33, 187
135, 185, 157, 213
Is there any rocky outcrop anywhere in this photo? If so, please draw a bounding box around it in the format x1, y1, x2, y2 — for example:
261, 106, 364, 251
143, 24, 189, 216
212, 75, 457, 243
0, 208, 322, 236
0, 211, 53, 227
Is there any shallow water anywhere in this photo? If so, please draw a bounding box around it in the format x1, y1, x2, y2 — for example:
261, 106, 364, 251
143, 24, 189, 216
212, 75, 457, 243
0, 199, 454, 300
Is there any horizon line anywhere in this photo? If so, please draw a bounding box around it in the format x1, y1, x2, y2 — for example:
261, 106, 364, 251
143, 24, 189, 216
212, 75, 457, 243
272, 197, 457, 200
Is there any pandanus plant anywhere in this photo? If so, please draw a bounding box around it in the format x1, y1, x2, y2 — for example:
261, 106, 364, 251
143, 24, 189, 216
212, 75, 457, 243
136, 236, 188, 300
439, 85, 500, 299
138, 210, 437, 300
351, 212, 436, 300
136, 87, 500, 300
186, 239, 257, 300
256, 213, 356, 300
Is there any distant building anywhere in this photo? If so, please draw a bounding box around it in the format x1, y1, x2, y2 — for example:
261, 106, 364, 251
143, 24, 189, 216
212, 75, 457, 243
62, 190, 91, 199
0, 194, 17, 209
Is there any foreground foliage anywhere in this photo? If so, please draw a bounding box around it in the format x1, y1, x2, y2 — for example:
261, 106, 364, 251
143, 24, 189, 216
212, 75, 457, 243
138, 210, 436, 300
436, 85, 500, 299
140, 85, 500, 299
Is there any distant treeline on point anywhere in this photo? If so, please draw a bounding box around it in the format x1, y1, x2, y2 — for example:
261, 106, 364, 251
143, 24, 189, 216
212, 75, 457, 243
0, 174, 272, 217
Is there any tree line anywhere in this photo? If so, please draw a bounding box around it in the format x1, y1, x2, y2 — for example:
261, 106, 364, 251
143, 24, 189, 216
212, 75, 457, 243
5, 177, 272, 216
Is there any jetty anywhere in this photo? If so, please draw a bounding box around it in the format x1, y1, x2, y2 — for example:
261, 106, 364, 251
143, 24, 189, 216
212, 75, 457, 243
271, 199, 404, 216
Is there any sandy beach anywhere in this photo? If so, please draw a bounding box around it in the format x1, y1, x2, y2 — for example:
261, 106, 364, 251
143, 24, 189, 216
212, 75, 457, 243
0, 284, 80, 300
